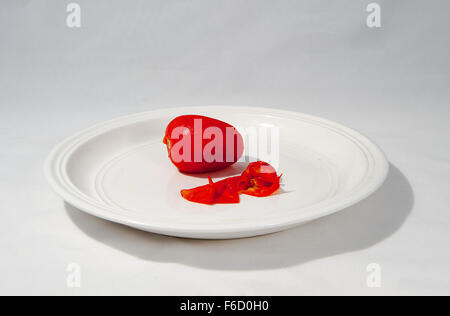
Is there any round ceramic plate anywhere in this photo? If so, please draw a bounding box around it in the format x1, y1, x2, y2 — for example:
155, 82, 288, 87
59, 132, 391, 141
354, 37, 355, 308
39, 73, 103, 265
45, 106, 388, 239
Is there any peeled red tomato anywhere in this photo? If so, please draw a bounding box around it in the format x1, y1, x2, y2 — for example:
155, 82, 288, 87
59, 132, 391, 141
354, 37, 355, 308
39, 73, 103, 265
163, 115, 244, 173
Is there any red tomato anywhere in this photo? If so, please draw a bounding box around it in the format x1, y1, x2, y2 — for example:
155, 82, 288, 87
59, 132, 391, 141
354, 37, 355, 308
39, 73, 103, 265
163, 115, 244, 173
180, 161, 281, 205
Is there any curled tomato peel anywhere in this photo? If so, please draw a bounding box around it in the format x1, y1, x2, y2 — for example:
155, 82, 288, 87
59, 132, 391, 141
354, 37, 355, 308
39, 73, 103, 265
180, 161, 282, 205
239, 161, 281, 197
181, 176, 242, 205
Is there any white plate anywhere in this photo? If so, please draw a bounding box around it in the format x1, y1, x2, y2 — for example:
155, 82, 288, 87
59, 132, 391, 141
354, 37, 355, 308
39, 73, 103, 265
45, 106, 388, 239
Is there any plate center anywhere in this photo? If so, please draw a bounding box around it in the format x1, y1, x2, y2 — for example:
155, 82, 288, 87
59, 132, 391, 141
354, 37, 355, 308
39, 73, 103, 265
93, 142, 338, 222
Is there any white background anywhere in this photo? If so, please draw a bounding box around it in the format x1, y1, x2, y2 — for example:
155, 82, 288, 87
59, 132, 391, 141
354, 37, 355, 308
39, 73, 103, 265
1, 0, 449, 295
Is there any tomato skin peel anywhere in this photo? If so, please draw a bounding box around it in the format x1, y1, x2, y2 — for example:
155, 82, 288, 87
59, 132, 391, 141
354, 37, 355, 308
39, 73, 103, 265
163, 115, 244, 173
180, 161, 281, 205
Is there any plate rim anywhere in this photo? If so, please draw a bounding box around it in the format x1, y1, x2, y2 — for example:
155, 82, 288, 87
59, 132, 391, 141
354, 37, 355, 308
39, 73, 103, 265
45, 105, 389, 238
